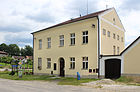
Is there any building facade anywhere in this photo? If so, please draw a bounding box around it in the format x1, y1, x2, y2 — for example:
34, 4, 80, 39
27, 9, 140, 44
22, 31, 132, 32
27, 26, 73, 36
32, 8, 125, 78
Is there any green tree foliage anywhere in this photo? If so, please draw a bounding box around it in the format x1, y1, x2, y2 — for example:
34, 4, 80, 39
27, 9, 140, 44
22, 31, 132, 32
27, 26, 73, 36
8, 44, 20, 56
21, 48, 26, 56
0, 43, 9, 52
24, 45, 33, 56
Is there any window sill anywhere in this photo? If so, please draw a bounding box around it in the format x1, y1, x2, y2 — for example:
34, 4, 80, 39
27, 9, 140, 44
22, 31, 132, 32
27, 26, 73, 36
69, 68, 75, 70
38, 48, 42, 50
82, 43, 88, 45
47, 47, 51, 49
47, 68, 51, 69
81, 68, 88, 70
59, 46, 64, 47
69, 44, 75, 46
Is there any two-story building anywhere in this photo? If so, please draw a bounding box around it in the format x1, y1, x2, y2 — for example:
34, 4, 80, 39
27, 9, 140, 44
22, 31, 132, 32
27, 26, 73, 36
32, 8, 125, 78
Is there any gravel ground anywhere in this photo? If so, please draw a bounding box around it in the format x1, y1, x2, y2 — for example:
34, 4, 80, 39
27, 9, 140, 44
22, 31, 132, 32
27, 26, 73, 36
0, 78, 140, 92
82, 79, 140, 92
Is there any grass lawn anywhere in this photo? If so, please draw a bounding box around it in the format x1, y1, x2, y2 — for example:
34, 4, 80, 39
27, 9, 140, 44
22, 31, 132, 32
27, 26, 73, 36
0, 71, 99, 85
115, 76, 140, 86
0, 63, 32, 69
58, 77, 99, 85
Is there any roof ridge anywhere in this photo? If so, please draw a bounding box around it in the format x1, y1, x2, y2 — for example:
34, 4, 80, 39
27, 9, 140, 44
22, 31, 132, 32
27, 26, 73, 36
31, 8, 112, 34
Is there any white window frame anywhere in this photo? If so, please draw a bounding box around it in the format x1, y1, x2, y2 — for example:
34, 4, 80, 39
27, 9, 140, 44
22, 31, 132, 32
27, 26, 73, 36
113, 33, 116, 39
39, 39, 42, 49
117, 47, 120, 55
60, 35, 64, 46
70, 33, 75, 45
47, 38, 51, 48
82, 31, 88, 44
117, 35, 119, 40
107, 31, 110, 37
38, 58, 42, 70
103, 29, 106, 35
121, 37, 123, 42
47, 58, 51, 69
82, 57, 88, 69
70, 57, 75, 69
113, 46, 116, 55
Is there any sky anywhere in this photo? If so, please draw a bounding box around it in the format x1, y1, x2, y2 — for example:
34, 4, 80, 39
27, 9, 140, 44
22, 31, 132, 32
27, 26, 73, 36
0, 0, 140, 48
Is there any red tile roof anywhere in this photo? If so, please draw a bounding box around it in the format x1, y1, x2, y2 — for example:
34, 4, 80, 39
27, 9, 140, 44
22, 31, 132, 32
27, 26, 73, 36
0, 51, 8, 55
32, 8, 111, 34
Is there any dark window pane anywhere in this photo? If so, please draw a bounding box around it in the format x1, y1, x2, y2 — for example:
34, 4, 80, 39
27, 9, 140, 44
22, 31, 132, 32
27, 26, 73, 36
86, 62, 88, 69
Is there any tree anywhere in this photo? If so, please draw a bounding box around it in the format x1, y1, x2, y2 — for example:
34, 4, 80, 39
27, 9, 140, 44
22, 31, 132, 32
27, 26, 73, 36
0, 43, 9, 52
24, 45, 33, 56
8, 44, 20, 56
21, 48, 26, 56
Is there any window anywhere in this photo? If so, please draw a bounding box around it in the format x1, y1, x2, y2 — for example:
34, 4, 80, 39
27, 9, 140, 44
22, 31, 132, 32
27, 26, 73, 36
121, 37, 123, 42
83, 31, 88, 44
82, 57, 88, 69
113, 18, 116, 25
113, 46, 116, 55
107, 31, 110, 37
47, 58, 51, 68
60, 35, 64, 46
117, 35, 119, 40
70, 33, 75, 45
103, 29, 106, 35
70, 57, 75, 69
38, 58, 42, 70
54, 63, 56, 70
39, 39, 42, 49
113, 33, 116, 39
117, 47, 120, 55
47, 38, 51, 48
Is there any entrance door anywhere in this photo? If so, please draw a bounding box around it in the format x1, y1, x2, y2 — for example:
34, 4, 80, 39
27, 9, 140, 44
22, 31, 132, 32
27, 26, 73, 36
60, 58, 65, 77
105, 59, 121, 79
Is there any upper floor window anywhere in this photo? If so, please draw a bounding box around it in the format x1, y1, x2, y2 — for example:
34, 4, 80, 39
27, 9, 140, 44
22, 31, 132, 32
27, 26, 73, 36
121, 37, 124, 42
47, 38, 51, 48
113, 33, 116, 39
39, 39, 42, 49
82, 57, 88, 69
113, 18, 116, 25
117, 35, 119, 40
60, 35, 64, 46
117, 47, 120, 55
103, 29, 106, 35
38, 58, 42, 70
70, 33, 75, 45
47, 58, 51, 69
83, 31, 88, 44
107, 31, 110, 37
70, 57, 75, 69
113, 46, 116, 55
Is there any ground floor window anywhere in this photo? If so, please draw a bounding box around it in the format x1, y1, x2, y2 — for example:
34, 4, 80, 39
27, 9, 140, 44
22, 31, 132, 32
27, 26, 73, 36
38, 58, 42, 70
47, 58, 51, 69
82, 57, 88, 69
70, 57, 75, 69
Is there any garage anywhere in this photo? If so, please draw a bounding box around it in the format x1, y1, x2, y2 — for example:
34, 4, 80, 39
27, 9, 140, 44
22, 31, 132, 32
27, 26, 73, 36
105, 59, 121, 79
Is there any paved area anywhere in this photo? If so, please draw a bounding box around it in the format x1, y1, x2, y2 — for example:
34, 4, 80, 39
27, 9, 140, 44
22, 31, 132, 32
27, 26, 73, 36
0, 78, 140, 92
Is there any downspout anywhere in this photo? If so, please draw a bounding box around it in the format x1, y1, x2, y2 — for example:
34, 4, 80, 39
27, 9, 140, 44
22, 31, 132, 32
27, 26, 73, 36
97, 16, 100, 78
32, 34, 34, 74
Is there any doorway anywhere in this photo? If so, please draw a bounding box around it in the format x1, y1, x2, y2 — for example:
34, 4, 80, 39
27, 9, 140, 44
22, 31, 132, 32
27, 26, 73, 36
59, 58, 65, 77
105, 59, 121, 79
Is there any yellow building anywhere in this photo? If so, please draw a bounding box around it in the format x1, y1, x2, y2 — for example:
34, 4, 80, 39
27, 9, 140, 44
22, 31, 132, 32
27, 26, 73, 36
32, 8, 125, 78
121, 36, 140, 76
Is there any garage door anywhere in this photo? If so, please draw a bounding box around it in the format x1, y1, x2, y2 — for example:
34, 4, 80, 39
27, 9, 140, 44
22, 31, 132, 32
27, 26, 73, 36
105, 59, 121, 79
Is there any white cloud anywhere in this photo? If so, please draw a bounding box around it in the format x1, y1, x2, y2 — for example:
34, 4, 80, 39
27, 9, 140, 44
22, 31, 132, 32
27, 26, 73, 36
0, 0, 140, 48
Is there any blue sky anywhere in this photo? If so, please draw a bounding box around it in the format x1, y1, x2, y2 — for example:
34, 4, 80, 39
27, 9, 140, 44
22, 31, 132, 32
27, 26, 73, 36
0, 0, 140, 47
